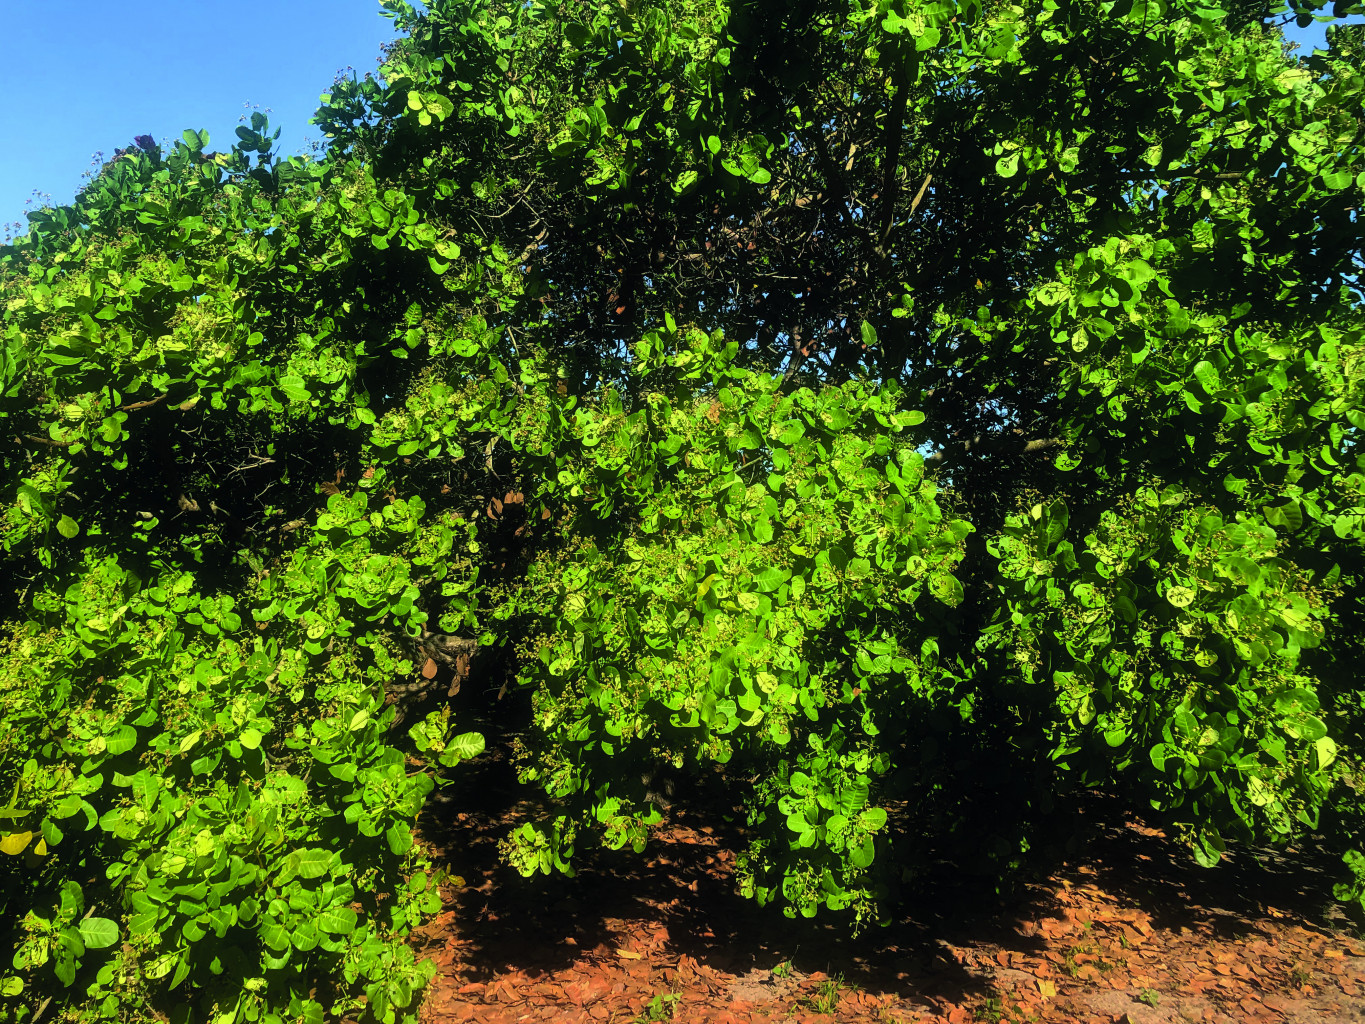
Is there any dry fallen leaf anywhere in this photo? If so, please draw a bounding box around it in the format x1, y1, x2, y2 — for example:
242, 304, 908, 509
1036, 979, 1057, 1000
615, 948, 643, 960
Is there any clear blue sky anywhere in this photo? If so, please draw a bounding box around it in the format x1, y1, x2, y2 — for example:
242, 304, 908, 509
0, 1, 402, 232
0, 5, 1354, 233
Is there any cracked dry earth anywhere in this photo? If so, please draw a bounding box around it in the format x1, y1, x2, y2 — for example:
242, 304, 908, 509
409, 753, 1365, 1024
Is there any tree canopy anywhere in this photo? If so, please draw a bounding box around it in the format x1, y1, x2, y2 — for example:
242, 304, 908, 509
1, 0, 1363, 1021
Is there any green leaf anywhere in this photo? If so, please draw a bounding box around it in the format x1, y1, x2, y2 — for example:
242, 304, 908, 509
753, 567, 791, 593
78, 918, 119, 949
1035, 282, 1069, 306
447, 732, 486, 761
56, 515, 79, 539
928, 573, 963, 607
1282, 715, 1327, 743
1192, 828, 1226, 868
858, 807, 888, 831
1192, 360, 1220, 393
104, 725, 137, 756
849, 837, 875, 868
386, 823, 414, 856
316, 906, 358, 935
292, 849, 332, 880
1316, 736, 1338, 770
278, 375, 311, 404
1165, 585, 1195, 609
1274, 688, 1320, 716
672, 169, 699, 194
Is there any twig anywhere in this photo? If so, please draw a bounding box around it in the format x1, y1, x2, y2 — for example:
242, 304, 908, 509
1115, 170, 1245, 180
119, 393, 167, 412
227, 455, 276, 479
22, 435, 75, 447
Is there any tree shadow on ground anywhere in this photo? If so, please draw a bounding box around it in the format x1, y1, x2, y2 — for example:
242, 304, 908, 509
1069, 795, 1353, 940
419, 742, 1000, 1008
417, 737, 1358, 1017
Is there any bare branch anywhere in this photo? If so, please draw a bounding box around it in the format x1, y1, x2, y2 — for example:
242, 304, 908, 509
909, 173, 932, 217
119, 393, 168, 412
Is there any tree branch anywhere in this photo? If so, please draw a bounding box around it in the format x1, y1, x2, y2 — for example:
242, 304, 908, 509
878, 83, 910, 246
119, 393, 168, 412
926, 433, 1063, 462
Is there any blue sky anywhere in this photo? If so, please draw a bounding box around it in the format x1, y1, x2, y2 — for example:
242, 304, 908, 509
0, 1, 401, 233
0, 6, 1353, 233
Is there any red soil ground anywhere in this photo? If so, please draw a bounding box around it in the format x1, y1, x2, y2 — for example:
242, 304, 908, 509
410, 752, 1365, 1024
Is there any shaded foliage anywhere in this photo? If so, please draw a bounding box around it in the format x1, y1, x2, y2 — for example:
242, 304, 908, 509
0, 0, 1363, 1021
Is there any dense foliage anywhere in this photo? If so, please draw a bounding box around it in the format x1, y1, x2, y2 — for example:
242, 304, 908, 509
2, 0, 1364, 1020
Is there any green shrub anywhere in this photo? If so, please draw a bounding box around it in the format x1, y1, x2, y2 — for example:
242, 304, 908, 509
3, 0, 1365, 1020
